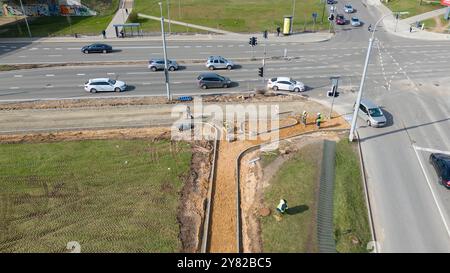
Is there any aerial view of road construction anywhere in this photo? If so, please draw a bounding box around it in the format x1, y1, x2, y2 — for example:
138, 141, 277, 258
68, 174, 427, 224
0, 0, 449, 268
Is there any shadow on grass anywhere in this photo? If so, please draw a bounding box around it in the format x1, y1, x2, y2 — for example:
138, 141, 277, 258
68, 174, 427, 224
286, 205, 309, 215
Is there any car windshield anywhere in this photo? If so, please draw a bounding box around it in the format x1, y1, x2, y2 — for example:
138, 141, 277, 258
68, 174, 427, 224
346, 5, 351, 8
291, 80, 297, 84
108, 80, 116, 85
352, 18, 358, 21
337, 15, 344, 19
368, 108, 383, 117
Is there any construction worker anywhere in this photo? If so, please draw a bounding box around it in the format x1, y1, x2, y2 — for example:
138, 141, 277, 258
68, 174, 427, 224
276, 199, 288, 214
316, 113, 322, 129
301, 111, 308, 126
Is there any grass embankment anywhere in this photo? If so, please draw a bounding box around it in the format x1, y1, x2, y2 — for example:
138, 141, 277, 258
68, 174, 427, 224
0, 139, 191, 252
333, 140, 371, 253
129, 0, 329, 33
422, 15, 450, 32
0, 0, 119, 37
385, 0, 444, 19
261, 143, 321, 252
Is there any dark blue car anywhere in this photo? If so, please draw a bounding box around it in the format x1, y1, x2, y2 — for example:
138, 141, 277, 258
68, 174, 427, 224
429, 153, 450, 189
81, 44, 113, 54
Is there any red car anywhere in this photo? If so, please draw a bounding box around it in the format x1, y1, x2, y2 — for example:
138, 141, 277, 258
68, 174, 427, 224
335, 14, 346, 25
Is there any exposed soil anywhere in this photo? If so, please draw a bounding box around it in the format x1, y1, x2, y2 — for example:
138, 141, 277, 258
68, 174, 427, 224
428, 16, 450, 33
178, 140, 213, 252
239, 133, 342, 253
0, 92, 306, 111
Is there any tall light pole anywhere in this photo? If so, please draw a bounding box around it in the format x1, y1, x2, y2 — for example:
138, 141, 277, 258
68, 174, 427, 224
291, 0, 296, 34
159, 2, 172, 101
349, 11, 408, 142
18, 0, 31, 38
167, 0, 172, 35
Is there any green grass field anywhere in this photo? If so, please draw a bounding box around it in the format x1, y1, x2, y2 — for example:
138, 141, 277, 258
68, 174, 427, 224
130, 0, 329, 33
0, 0, 119, 37
261, 143, 321, 252
333, 140, 371, 253
0, 139, 191, 253
385, 0, 444, 18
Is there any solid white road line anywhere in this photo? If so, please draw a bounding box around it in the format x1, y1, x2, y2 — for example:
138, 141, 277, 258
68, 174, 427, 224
46, 74, 55, 77
414, 146, 450, 156
412, 144, 450, 240
9, 87, 19, 89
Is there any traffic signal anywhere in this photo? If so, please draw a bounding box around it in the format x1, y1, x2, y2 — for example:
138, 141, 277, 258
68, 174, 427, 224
328, 14, 334, 21
258, 67, 264, 77
249, 36, 258, 46
263, 30, 268, 39
327, 85, 339, 97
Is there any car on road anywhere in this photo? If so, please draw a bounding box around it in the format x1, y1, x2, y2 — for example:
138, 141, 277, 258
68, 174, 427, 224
344, 4, 354, 13
335, 14, 346, 25
327, 0, 335, 4
148, 59, 179, 71
267, 77, 305, 92
429, 153, 450, 188
358, 99, 387, 127
197, 73, 232, 89
205, 56, 234, 70
351, 17, 361, 27
84, 78, 127, 93
81, 44, 112, 54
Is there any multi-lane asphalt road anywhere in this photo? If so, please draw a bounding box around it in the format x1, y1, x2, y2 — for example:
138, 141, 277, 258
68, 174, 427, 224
0, 0, 449, 252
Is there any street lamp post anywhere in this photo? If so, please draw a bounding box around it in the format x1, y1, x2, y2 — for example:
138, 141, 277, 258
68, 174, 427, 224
348, 11, 408, 142
167, 0, 172, 35
159, 2, 172, 101
18, 0, 31, 38
291, 0, 296, 34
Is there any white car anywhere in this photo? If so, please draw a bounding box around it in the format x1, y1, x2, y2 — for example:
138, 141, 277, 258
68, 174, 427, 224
351, 17, 361, 26
84, 78, 127, 93
267, 77, 305, 92
344, 4, 354, 13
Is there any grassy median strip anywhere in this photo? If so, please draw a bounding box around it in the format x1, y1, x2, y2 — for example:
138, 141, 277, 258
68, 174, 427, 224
333, 140, 371, 253
0, 0, 118, 37
131, 0, 329, 33
261, 143, 321, 252
0, 139, 191, 252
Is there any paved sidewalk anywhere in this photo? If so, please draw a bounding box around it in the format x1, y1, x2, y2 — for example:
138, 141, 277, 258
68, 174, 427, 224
401, 7, 448, 25
366, 0, 450, 41
104, 0, 134, 38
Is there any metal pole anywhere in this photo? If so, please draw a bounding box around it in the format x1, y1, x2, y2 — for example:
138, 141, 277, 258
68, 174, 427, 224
18, 0, 31, 38
167, 0, 171, 35
329, 92, 336, 119
321, 0, 326, 23
178, 0, 181, 18
291, 0, 296, 34
349, 37, 374, 141
263, 43, 266, 84
159, 3, 171, 101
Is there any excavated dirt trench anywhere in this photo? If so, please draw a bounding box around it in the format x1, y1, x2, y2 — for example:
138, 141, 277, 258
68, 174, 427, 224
207, 114, 348, 253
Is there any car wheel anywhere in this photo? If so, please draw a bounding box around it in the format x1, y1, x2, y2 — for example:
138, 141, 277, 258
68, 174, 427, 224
201, 84, 208, 89
226, 65, 232, 70
367, 120, 371, 127
114, 87, 121, 92
209, 66, 215, 70
169, 66, 175, 71
83, 50, 89, 54
294, 87, 300, 92
103, 49, 107, 54
90, 88, 97, 93
272, 86, 278, 91
223, 84, 228, 88
151, 66, 157, 72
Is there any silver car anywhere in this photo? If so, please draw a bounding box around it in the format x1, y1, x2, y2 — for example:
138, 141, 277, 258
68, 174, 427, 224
205, 56, 234, 70
358, 99, 387, 127
148, 59, 179, 71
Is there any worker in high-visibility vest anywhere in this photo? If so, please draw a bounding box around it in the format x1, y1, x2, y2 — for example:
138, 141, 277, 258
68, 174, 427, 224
276, 199, 288, 214
316, 113, 322, 129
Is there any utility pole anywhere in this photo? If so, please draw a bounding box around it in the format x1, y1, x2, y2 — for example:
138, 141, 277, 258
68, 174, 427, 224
18, 0, 31, 38
167, 0, 172, 35
159, 2, 171, 101
291, 0, 296, 34
321, 0, 326, 23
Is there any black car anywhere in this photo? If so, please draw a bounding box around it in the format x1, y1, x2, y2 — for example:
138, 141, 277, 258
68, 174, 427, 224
81, 44, 113, 54
327, 0, 335, 4
197, 73, 231, 89
429, 153, 450, 189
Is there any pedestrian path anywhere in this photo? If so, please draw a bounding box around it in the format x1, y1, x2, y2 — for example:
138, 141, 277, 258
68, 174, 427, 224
401, 7, 448, 25
105, 0, 134, 38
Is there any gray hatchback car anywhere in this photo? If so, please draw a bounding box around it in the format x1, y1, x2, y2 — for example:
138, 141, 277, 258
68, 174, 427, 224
197, 73, 231, 89
205, 56, 234, 70
148, 59, 179, 71
358, 99, 387, 127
